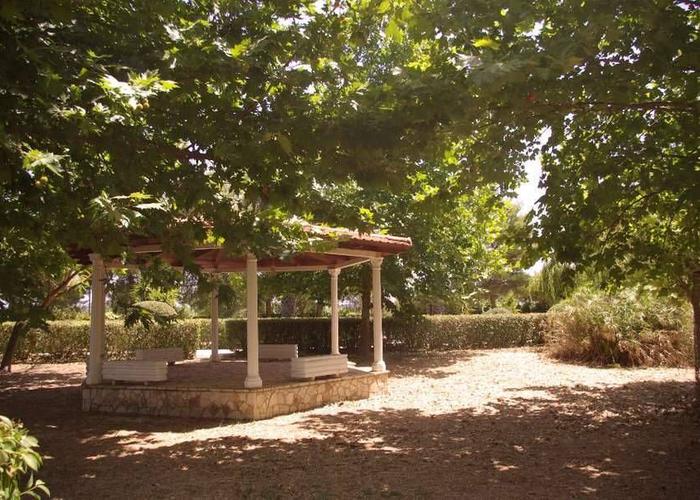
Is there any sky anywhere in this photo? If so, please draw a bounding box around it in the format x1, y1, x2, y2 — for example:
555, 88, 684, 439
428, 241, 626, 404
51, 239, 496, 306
515, 127, 550, 217
515, 155, 546, 275
515, 157, 545, 216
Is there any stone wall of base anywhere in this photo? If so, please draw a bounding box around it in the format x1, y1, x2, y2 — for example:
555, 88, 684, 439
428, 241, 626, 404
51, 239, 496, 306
82, 372, 388, 420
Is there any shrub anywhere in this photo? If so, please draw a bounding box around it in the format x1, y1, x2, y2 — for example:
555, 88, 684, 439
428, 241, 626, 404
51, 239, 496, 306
545, 289, 692, 367
0, 416, 49, 499
124, 300, 178, 329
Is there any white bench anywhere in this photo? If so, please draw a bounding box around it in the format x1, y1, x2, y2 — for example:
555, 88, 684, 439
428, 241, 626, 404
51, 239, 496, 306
102, 360, 168, 384
195, 349, 236, 360
290, 354, 348, 380
134, 347, 185, 365
259, 344, 298, 361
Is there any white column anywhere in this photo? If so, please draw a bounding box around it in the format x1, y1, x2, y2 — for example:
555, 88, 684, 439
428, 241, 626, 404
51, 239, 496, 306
210, 282, 220, 362
329, 268, 340, 355
244, 255, 262, 388
371, 257, 386, 372
86, 253, 106, 385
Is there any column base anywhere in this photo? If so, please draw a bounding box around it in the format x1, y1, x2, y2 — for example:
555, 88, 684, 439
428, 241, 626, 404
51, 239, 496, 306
372, 360, 386, 372
244, 375, 263, 388
86, 363, 102, 385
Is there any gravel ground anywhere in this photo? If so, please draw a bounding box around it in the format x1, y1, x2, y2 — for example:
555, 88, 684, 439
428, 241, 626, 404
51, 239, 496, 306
1, 348, 699, 499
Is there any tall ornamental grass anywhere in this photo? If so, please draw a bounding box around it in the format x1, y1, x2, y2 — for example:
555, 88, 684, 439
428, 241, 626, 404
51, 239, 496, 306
545, 289, 692, 367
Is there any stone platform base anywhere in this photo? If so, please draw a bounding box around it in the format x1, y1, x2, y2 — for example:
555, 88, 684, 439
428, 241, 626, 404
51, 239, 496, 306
82, 371, 388, 420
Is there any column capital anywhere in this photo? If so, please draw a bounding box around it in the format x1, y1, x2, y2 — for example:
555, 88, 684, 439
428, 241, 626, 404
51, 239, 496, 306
370, 257, 383, 269
328, 267, 340, 277
246, 253, 257, 262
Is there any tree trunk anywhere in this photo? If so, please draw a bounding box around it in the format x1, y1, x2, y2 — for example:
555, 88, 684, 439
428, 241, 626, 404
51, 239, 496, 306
692, 269, 700, 385
359, 267, 372, 359
489, 293, 497, 309
265, 297, 273, 317
315, 300, 323, 317
280, 295, 296, 317
0, 269, 81, 372
0, 321, 28, 372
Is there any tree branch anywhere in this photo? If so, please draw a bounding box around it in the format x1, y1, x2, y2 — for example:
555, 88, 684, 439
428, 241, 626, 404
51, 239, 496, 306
543, 100, 697, 114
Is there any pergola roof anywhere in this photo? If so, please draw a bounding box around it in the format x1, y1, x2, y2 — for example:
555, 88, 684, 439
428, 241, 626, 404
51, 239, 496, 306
70, 224, 412, 272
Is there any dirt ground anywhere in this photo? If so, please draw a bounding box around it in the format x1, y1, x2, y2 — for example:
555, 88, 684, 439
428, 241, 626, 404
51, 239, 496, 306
1, 348, 699, 499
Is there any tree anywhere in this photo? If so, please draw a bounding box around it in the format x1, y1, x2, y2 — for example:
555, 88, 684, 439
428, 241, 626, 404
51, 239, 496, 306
378, 0, 698, 378
526, 260, 577, 310
0, 1, 386, 363
0, 235, 87, 370
309, 175, 530, 308
3, 1, 526, 366
523, 2, 700, 381
7, 0, 695, 378
475, 203, 531, 310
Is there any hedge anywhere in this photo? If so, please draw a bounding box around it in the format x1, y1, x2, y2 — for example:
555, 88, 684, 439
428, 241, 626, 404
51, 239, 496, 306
0, 319, 212, 363
393, 313, 547, 351
224, 313, 547, 353
224, 318, 363, 354
1, 313, 547, 363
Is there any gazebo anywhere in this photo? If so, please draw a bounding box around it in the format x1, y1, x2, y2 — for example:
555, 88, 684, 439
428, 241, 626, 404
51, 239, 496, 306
72, 224, 412, 420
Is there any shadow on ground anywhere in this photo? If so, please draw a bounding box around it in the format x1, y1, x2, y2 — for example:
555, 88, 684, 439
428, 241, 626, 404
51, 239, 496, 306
0, 368, 85, 393
383, 350, 482, 379
2, 362, 699, 499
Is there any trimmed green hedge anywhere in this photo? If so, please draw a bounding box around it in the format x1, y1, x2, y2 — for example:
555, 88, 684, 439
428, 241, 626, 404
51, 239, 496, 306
0, 319, 212, 363
1, 314, 547, 363
391, 314, 547, 350
224, 313, 547, 354
225, 318, 363, 354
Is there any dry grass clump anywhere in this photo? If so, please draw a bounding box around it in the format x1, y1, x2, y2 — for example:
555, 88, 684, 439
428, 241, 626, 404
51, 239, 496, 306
545, 289, 692, 367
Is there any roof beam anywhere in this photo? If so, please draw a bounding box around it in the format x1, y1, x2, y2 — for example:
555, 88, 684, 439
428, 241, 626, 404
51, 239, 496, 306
130, 243, 223, 254
325, 247, 385, 258
332, 257, 370, 270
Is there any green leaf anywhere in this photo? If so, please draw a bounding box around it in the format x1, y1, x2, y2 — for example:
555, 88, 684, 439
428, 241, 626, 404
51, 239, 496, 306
127, 192, 151, 201
157, 79, 178, 91
230, 38, 251, 58
22, 150, 66, 176
134, 202, 165, 211
377, 0, 392, 14
21, 451, 40, 471
277, 134, 293, 156
385, 18, 404, 43
472, 37, 500, 50
20, 435, 38, 448
35, 481, 50, 496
